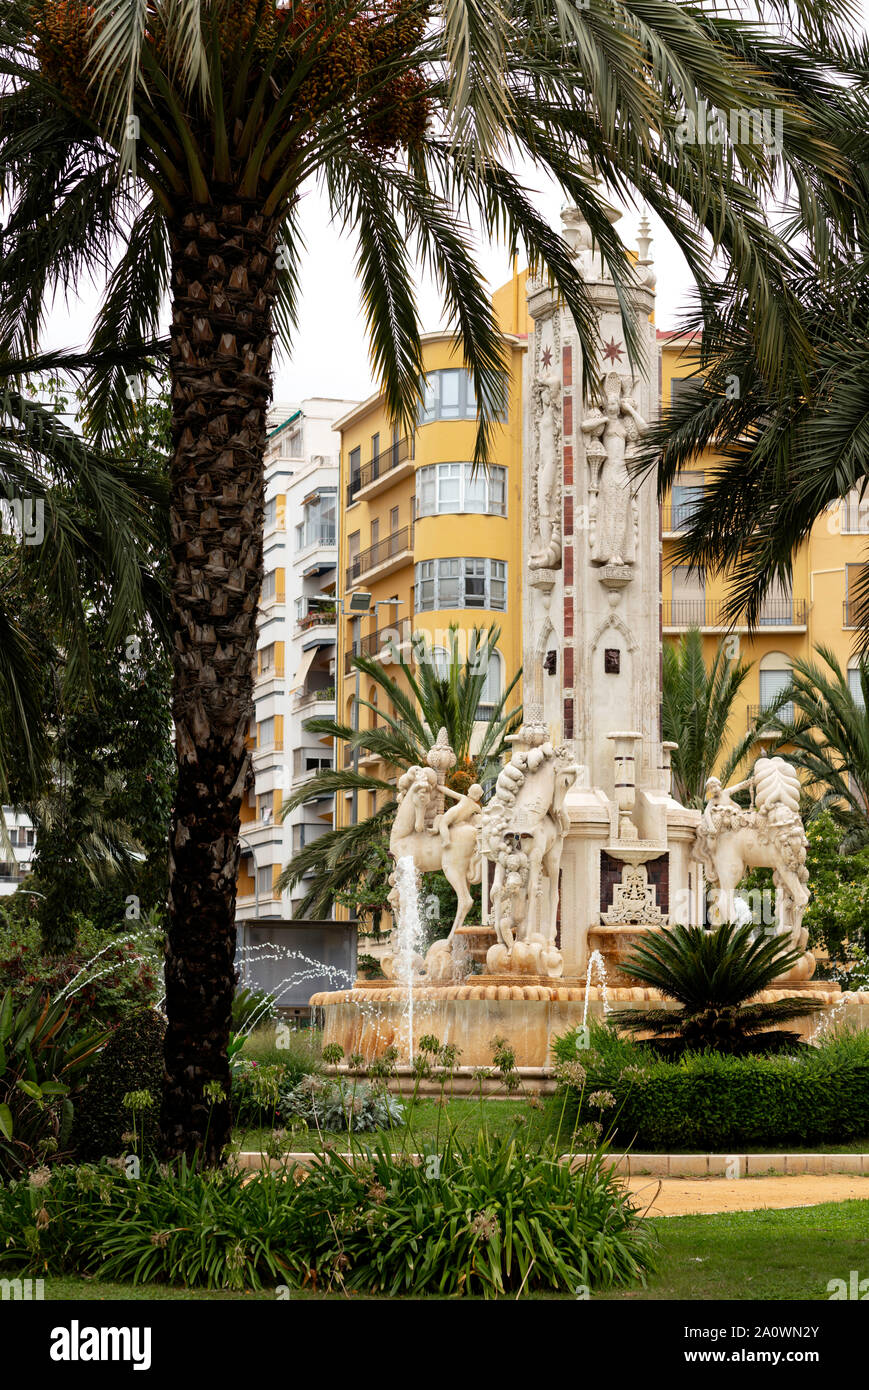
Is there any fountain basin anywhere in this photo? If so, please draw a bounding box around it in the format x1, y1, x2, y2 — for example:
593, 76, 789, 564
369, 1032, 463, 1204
308, 983, 867, 1068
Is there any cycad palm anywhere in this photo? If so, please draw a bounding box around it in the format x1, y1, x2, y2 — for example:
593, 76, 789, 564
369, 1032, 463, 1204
2, 0, 858, 1158
609, 922, 822, 1054
760, 645, 869, 849
662, 628, 756, 808
279, 624, 520, 916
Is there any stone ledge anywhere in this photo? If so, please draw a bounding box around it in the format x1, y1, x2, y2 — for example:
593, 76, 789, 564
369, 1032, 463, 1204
310, 986, 863, 1006
235, 1150, 869, 1177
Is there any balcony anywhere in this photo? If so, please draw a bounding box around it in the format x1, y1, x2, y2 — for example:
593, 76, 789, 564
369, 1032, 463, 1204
346, 437, 412, 506
294, 683, 335, 711
748, 703, 794, 736
662, 503, 701, 536
346, 525, 414, 589
841, 503, 869, 535
662, 598, 808, 632
294, 523, 337, 576
344, 616, 413, 674
292, 747, 334, 784
294, 597, 337, 640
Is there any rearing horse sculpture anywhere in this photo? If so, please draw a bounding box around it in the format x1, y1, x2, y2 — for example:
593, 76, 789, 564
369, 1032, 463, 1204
693, 757, 811, 959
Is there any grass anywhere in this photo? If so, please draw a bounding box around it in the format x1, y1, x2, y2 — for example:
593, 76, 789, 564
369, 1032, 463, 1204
233, 1092, 869, 1156
234, 1094, 552, 1154
36, 1201, 869, 1301
601, 1201, 869, 1301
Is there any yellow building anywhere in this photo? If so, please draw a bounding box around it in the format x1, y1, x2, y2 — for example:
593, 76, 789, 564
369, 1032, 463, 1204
661, 330, 866, 758
334, 274, 530, 833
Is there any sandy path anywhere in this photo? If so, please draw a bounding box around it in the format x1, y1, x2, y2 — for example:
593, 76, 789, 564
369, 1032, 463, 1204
625, 1175, 869, 1217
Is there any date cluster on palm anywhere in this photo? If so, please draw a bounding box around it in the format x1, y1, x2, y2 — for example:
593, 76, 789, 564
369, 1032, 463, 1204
32, 0, 432, 155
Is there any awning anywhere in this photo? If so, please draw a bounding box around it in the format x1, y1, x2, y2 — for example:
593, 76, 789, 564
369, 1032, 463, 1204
289, 644, 318, 693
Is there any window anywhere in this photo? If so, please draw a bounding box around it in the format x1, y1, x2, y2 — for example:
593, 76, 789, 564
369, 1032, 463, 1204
348, 530, 360, 563
670, 566, 705, 624
370, 432, 380, 463
370, 518, 379, 547
847, 563, 869, 627
264, 497, 278, 530
415, 463, 507, 517
670, 471, 704, 530
262, 571, 276, 602
418, 369, 508, 425
282, 426, 302, 458
260, 644, 275, 675
848, 667, 866, 709
390, 506, 400, 532
670, 375, 704, 407
258, 716, 275, 747
758, 577, 794, 627
296, 489, 336, 550
256, 865, 273, 897
475, 649, 502, 720
841, 487, 869, 534
759, 656, 793, 723
415, 558, 508, 612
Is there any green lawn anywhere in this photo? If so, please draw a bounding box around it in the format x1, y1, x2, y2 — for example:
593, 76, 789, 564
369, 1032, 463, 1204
38, 1201, 869, 1301
603, 1201, 869, 1301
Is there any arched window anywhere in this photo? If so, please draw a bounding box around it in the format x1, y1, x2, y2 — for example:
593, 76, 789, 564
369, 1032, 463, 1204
476, 649, 502, 721
758, 652, 793, 723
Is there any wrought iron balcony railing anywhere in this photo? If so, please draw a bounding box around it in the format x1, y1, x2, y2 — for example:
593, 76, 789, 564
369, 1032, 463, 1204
346, 436, 410, 505
345, 525, 413, 589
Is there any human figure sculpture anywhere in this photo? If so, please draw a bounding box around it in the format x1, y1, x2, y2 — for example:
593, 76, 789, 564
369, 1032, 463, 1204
693, 757, 812, 979
529, 363, 562, 570
582, 373, 647, 567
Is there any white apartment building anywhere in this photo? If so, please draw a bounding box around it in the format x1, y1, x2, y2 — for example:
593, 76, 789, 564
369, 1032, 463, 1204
0, 807, 35, 897
237, 397, 357, 922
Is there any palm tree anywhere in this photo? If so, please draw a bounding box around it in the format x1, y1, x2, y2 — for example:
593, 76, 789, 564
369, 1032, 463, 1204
0, 346, 164, 807
662, 627, 756, 808
279, 624, 520, 916
758, 646, 869, 850
2, 0, 858, 1159
609, 922, 823, 1055
638, 40, 869, 632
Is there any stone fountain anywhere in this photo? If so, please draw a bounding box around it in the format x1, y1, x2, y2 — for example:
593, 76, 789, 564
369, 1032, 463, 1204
311, 205, 867, 1065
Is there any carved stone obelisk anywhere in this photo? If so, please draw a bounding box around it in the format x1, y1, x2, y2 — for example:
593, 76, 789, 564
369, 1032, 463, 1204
522, 204, 702, 976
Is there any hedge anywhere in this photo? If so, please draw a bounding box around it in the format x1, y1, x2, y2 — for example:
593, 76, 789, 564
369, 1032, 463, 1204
555, 1025, 869, 1150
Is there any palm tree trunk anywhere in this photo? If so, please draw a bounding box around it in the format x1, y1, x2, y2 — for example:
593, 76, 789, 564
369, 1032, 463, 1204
161, 193, 276, 1162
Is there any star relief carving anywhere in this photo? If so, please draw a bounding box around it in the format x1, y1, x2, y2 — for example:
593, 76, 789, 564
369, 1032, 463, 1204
602, 337, 624, 365
541, 346, 553, 368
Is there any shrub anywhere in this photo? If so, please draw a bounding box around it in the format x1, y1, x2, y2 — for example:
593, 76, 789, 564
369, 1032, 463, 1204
72, 1009, 165, 1162
0, 914, 161, 1037
230, 1025, 322, 1128
0, 1138, 655, 1297
281, 1075, 405, 1132
553, 1022, 869, 1150
0, 990, 108, 1180
608, 921, 822, 1054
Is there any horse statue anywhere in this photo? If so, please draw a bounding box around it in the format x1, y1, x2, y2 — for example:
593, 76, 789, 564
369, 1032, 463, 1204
693, 756, 813, 980
380, 732, 482, 983
481, 721, 578, 978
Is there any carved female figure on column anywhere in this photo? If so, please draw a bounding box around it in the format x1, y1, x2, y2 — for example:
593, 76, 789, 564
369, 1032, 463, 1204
582, 373, 647, 566
529, 363, 562, 570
